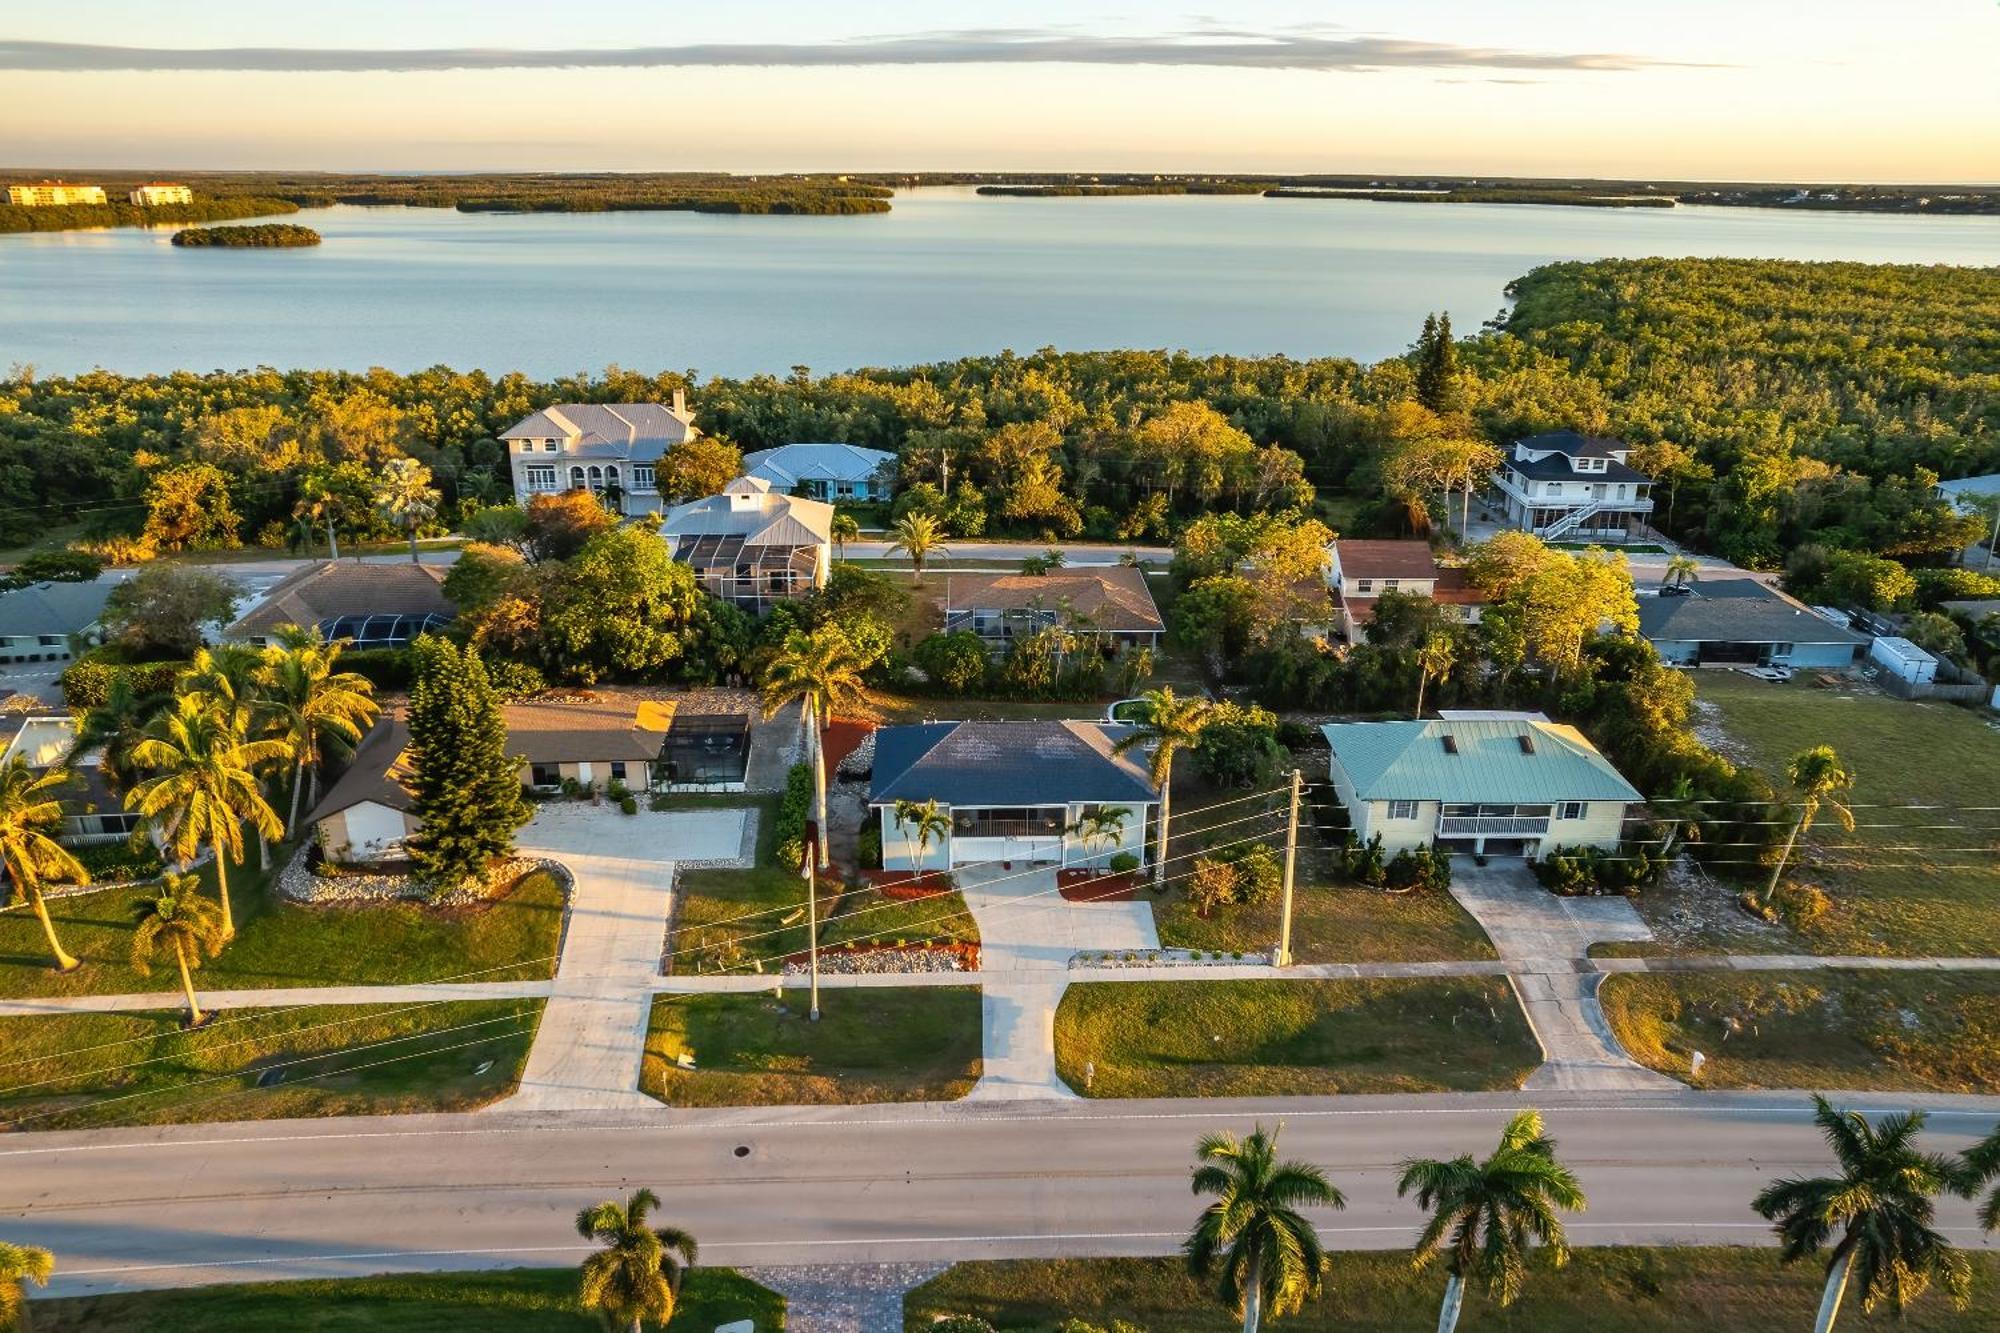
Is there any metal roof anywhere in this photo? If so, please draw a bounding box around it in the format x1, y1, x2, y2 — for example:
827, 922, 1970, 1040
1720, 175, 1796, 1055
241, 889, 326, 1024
1323, 718, 1641, 803
870, 720, 1158, 807
742, 443, 895, 488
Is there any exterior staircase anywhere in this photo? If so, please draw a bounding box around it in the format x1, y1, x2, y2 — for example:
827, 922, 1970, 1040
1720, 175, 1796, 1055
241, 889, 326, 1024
1537, 500, 1605, 541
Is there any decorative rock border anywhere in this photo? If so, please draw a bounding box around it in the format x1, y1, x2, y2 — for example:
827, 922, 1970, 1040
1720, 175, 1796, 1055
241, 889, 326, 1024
785, 941, 979, 974
275, 844, 575, 909
1071, 946, 1272, 969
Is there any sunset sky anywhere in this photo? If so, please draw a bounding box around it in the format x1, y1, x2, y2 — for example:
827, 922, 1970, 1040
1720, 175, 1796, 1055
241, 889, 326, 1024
3, 1, 1995, 180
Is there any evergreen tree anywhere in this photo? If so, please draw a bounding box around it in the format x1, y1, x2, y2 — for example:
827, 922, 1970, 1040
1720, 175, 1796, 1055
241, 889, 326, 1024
1414, 311, 1462, 415
405, 636, 529, 892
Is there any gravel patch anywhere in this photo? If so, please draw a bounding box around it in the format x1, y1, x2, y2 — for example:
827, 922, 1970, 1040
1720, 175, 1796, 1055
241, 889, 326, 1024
746, 1263, 949, 1333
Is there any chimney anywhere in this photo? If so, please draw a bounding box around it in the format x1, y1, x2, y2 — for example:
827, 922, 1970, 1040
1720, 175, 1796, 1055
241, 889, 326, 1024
671, 388, 688, 418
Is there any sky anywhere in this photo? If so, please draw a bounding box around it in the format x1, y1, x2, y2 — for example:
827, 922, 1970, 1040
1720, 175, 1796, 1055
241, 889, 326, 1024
2, 1, 1996, 181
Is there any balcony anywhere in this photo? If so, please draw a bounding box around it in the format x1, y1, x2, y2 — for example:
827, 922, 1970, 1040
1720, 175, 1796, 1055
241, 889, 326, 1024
1438, 815, 1551, 837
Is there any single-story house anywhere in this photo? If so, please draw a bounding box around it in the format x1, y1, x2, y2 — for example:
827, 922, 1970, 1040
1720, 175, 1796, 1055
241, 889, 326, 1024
1637, 578, 1868, 669
1323, 717, 1642, 859
308, 693, 672, 864
940, 567, 1165, 653
740, 442, 896, 502
225, 560, 455, 649
659, 475, 833, 614
0, 713, 142, 846
868, 720, 1157, 870
1326, 539, 1484, 640
0, 580, 113, 664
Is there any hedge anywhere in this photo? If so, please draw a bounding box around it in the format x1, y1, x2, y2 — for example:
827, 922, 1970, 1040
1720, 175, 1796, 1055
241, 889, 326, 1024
58, 657, 180, 709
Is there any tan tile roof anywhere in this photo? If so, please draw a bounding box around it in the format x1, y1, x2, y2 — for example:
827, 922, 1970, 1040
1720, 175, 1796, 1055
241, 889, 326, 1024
228, 561, 453, 638
940, 567, 1165, 634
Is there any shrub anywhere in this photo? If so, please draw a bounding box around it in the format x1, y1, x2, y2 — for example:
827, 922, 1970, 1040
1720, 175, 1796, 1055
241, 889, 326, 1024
931, 1318, 997, 1333
1275, 719, 1321, 751
69, 839, 166, 884
1385, 844, 1452, 893
618, 795, 638, 816
856, 821, 883, 869
339, 646, 415, 690
560, 776, 581, 799
1188, 855, 1240, 915
483, 657, 547, 699
1340, 832, 1387, 886
913, 631, 990, 695
1534, 843, 1661, 896
773, 761, 813, 869
58, 656, 179, 710
606, 778, 631, 802
1107, 850, 1139, 874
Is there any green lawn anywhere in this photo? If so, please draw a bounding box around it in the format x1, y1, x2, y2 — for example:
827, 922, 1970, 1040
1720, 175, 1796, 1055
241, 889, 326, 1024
1053, 979, 1537, 1098
1601, 968, 2000, 1093
32, 1266, 783, 1332
1689, 673, 2000, 956
904, 1250, 2000, 1331
0, 859, 566, 998
0, 999, 541, 1131
642, 987, 981, 1105
1152, 787, 1496, 963
818, 886, 980, 950
669, 796, 811, 974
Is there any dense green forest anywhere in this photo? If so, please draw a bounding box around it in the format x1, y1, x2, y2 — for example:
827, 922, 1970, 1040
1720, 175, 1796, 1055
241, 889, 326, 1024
0, 196, 298, 234
1267, 188, 1673, 208
0, 258, 1990, 579
170, 223, 322, 248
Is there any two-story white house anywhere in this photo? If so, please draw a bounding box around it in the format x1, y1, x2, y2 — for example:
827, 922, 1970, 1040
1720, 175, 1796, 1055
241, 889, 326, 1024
501, 396, 699, 516
1326, 540, 1484, 641
1489, 431, 1655, 545
869, 720, 1158, 871
1322, 715, 1641, 860
658, 476, 833, 614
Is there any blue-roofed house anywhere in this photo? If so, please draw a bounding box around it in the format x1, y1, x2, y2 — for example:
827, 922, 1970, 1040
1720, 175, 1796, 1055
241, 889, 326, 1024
740, 442, 897, 502
1322, 717, 1642, 859
1637, 578, 1868, 669
867, 720, 1158, 870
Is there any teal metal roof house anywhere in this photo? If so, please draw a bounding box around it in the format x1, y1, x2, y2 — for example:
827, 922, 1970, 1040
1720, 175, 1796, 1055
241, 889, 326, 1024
1322, 717, 1641, 859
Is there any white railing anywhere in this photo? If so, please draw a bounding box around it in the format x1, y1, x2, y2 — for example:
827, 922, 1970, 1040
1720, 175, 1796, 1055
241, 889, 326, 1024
1438, 815, 1551, 837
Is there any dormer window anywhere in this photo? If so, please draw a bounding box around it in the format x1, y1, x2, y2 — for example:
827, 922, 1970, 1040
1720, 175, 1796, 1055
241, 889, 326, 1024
543, 440, 558, 452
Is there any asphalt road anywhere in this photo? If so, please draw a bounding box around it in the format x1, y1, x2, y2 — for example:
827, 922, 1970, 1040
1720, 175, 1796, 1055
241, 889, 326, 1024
7, 1090, 1998, 1296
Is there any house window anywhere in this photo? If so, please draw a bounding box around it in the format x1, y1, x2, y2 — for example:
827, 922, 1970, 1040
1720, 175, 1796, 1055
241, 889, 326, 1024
92, 812, 143, 835
1556, 801, 1586, 821
1546, 483, 1562, 496
530, 764, 561, 788
1381, 579, 1400, 591
525, 465, 558, 492
609, 762, 628, 782
1354, 579, 1374, 593
633, 464, 656, 491
835, 481, 854, 497
1388, 799, 1419, 820
604, 465, 620, 492
569, 466, 586, 490
1771, 643, 1794, 658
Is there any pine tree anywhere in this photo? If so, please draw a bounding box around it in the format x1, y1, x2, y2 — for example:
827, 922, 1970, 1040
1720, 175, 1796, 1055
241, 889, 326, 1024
1415, 310, 1462, 415
405, 636, 529, 893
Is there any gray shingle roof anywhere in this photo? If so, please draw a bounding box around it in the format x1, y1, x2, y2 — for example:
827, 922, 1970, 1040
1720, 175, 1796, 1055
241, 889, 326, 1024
499, 403, 695, 464
1518, 430, 1628, 459
1638, 580, 1867, 646
1323, 718, 1641, 803
0, 581, 114, 638
226, 561, 453, 639
870, 720, 1158, 807
1505, 453, 1650, 484
941, 568, 1165, 634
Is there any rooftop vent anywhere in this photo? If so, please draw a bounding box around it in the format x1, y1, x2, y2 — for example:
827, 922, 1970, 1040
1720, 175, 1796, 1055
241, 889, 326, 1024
1440, 733, 1459, 755
1518, 733, 1536, 755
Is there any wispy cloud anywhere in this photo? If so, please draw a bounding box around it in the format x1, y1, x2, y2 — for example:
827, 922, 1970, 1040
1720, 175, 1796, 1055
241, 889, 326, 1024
0, 30, 1710, 75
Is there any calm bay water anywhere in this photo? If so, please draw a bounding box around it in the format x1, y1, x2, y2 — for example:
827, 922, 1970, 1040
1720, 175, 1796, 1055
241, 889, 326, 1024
1, 187, 1995, 378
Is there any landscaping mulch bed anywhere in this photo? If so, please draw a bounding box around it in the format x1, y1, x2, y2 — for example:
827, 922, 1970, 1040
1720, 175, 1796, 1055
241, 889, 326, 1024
1058, 869, 1140, 902
864, 869, 957, 900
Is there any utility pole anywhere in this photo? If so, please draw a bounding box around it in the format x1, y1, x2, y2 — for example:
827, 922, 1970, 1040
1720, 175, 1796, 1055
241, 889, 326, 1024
1277, 768, 1302, 967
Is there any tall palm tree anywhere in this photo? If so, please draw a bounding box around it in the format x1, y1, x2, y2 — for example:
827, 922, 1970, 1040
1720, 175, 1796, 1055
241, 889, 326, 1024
759, 627, 867, 870
129, 873, 228, 1027
1664, 553, 1701, 590
176, 644, 264, 712
1958, 1121, 2000, 1233
256, 627, 380, 836
1111, 687, 1214, 887
1185, 1124, 1344, 1333
576, 1188, 699, 1333
1397, 1108, 1588, 1333
1754, 1096, 1971, 1332
829, 510, 861, 562
294, 479, 348, 560
889, 510, 946, 584
1763, 745, 1856, 906
0, 1241, 54, 1332
376, 456, 441, 563
893, 797, 951, 870
0, 757, 91, 972
126, 695, 290, 939
1414, 631, 1457, 718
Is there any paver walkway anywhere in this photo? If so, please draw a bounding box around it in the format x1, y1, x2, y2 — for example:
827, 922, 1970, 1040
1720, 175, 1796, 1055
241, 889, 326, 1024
492, 805, 747, 1113
746, 1263, 947, 1333
1448, 861, 1677, 1091
954, 864, 1156, 1100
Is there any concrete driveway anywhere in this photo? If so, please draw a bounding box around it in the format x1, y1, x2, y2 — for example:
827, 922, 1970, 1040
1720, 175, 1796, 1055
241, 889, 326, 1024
956, 864, 1157, 1101
1448, 860, 1676, 1092
493, 803, 748, 1112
